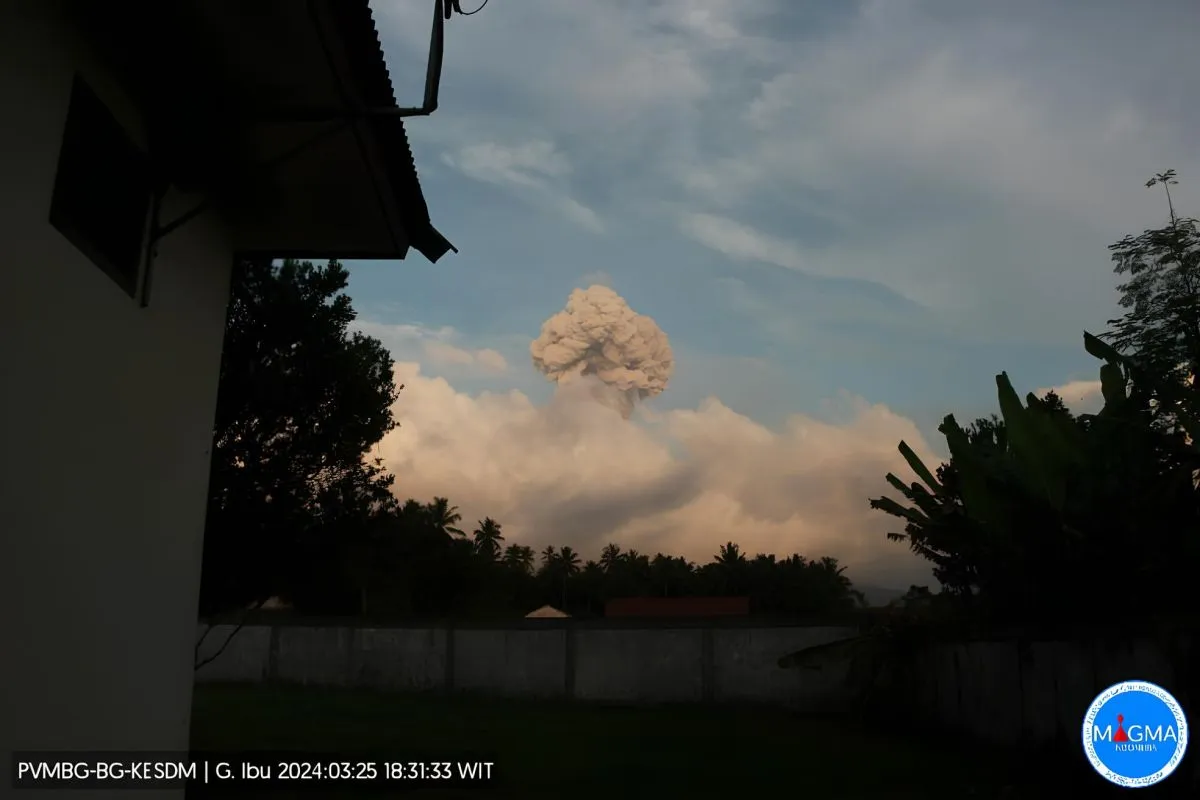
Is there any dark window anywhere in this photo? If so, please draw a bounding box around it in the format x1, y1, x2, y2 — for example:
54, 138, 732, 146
49, 75, 152, 298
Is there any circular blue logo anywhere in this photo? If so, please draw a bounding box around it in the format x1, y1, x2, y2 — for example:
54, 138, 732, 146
1082, 680, 1188, 788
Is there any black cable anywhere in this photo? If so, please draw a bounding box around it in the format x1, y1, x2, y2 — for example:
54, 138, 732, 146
449, 0, 489, 16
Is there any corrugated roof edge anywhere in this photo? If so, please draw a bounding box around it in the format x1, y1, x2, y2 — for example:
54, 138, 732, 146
326, 0, 456, 263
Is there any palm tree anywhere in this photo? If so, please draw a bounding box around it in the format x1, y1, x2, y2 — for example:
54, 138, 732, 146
580, 560, 605, 614
558, 546, 581, 576
539, 545, 558, 573
426, 497, 464, 538
651, 553, 693, 596
472, 517, 504, 560
400, 498, 425, 517
711, 542, 748, 595
502, 544, 535, 575
599, 543, 622, 572
715, 542, 746, 565
627, 550, 651, 593
556, 546, 581, 609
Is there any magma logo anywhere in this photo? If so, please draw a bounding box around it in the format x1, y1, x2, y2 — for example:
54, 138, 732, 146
1082, 680, 1188, 788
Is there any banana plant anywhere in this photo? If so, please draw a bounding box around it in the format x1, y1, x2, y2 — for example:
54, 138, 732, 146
873, 370, 1090, 575
784, 330, 1200, 711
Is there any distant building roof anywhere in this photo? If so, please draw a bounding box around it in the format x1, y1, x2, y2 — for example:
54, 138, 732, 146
525, 605, 570, 619
605, 596, 750, 618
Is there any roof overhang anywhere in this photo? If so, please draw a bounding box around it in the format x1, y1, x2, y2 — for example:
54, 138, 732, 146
69, 0, 455, 263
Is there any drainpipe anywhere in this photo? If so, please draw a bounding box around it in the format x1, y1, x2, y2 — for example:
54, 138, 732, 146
139, 0, 458, 306
305, 0, 452, 257
297, 0, 447, 123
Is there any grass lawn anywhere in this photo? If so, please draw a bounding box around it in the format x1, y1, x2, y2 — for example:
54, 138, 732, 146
191, 683, 1053, 798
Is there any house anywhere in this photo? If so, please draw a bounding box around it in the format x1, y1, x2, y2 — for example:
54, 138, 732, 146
525, 605, 570, 619
604, 596, 751, 618
0, 0, 453, 781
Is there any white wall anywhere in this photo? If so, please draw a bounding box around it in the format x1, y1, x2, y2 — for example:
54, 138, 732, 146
0, 4, 232, 796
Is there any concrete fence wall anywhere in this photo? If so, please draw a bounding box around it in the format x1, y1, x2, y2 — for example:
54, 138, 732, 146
896, 637, 1189, 749
195, 622, 858, 707
901, 636, 1198, 790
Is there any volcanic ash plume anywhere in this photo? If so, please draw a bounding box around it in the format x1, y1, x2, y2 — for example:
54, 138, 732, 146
531, 285, 674, 418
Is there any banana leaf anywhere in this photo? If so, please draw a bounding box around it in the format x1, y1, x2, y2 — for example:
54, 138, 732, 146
941, 414, 1009, 535
777, 635, 867, 669
898, 440, 943, 495
872, 494, 932, 527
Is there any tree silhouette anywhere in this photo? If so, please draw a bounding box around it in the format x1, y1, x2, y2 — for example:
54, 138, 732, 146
539, 545, 558, 572
873, 363, 1200, 623
867, 177, 1200, 624
502, 544, 535, 575
599, 543, 622, 572
426, 497, 465, 538
472, 518, 504, 560
200, 258, 399, 619
553, 547, 582, 609
651, 553, 688, 596
558, 546, 582, 575
285, 497, 867, 620
715, 542, 746, 565
1106, 169, 1200, 427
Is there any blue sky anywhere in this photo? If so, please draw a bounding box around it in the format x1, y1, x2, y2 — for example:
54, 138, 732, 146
345, 0, 1200, 588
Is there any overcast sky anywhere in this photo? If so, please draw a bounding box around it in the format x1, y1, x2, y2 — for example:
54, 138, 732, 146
343, 0, 1200, 589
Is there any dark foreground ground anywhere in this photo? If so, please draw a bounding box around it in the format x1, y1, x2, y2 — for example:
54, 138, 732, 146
191, 684, 1090, 798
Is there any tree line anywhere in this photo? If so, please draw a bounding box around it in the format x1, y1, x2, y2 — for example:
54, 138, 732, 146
345, 498, 860, 619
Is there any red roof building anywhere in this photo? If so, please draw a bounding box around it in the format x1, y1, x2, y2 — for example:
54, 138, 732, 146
605, 596, 750, 618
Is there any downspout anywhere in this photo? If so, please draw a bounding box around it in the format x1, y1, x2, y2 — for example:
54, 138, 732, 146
303, 0, 446, 122
139, 0, 454, 306
305, 0, 449, 257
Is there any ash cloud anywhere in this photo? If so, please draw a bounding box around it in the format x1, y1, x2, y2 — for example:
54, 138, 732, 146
530, 285, 675, 418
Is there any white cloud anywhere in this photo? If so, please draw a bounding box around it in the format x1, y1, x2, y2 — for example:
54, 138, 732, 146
556, 197, 604, 234
354, 321, 509, 376
568, 45, 709, 125
680, 212, 993, 311
696, 3, 1196, 231
441, 140, 604, 233
473, 349, 510, 373
443, 140, 570, 188
377, 364, 939, 588
376, 0, 1199, 343
420, 339, 476, 366
422, 340, 509, 374
679, 212, 806, 271
1036, 379, 1104, 415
